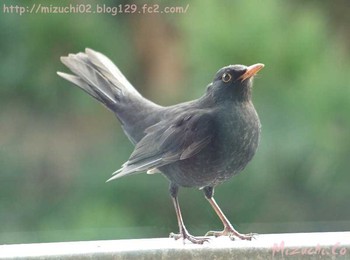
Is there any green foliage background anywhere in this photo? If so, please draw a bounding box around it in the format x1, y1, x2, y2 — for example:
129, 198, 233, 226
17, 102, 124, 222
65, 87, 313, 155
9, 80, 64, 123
1, 0, 349, 243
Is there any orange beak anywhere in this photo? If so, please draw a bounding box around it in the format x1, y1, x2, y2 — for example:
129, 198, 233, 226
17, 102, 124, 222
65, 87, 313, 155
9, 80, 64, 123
238, 63, 264, 82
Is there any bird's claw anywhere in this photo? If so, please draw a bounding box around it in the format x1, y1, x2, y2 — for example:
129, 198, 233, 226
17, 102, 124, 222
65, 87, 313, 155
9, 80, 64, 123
205, 228, 257, 241
170, 232, 210, 244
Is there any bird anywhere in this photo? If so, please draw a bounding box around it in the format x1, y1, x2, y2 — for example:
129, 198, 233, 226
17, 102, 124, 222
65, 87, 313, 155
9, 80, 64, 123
57, 48, 264, 244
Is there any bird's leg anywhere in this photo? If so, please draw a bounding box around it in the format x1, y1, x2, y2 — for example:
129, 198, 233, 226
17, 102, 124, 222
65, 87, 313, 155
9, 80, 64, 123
203, 186, 255, 241
169, 183, 209, 244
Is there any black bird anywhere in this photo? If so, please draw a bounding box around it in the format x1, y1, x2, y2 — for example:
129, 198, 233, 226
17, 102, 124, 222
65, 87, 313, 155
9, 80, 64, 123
57, 48, 264, 244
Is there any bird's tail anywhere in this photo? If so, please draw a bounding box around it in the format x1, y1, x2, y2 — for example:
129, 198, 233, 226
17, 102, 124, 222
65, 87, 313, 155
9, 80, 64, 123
57, 48, 142, 112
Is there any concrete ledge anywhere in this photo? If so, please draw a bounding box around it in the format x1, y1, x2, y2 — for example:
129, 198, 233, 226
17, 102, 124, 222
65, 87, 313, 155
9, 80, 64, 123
0, 232, 349, 259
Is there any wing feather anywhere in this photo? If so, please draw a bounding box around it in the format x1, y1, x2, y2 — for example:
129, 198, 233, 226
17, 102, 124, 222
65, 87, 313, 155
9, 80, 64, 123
107, 110, 216, 182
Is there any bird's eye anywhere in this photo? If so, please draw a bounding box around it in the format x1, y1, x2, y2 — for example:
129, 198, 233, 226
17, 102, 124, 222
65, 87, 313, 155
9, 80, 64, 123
222, 73, 232, 83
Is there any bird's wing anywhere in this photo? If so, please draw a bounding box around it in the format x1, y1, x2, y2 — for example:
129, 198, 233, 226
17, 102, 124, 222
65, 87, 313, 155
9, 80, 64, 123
107, 111, 216, 182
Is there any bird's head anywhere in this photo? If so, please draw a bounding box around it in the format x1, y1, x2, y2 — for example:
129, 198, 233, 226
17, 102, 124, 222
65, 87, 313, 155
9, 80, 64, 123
206, 63, 264, 103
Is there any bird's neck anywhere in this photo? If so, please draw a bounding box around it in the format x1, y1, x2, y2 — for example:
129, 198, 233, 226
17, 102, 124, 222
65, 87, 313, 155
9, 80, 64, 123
198, 91, 253, 109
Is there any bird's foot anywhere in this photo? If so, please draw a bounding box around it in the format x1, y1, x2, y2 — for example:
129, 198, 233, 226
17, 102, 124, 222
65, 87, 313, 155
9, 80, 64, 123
170, 230, 210, 244
205, 227, 257, 241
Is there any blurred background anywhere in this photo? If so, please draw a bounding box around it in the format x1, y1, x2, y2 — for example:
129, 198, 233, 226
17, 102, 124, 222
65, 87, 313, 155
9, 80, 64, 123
1, 0, 350, 244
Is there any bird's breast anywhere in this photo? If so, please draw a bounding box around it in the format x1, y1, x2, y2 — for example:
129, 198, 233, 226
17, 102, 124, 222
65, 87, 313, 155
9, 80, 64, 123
161, 102, 261, 188
213, 103, 260, 179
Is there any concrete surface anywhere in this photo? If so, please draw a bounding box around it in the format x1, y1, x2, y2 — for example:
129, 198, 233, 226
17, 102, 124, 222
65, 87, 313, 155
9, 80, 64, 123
0, 232, 349, 259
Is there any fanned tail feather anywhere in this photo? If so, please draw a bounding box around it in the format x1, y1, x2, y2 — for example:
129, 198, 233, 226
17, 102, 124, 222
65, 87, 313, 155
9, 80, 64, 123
57, 48, 141, 112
